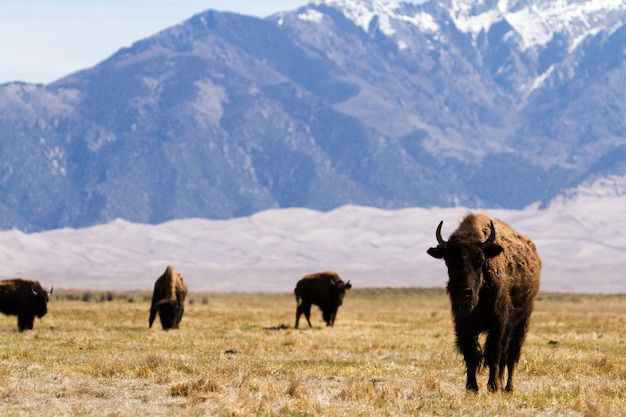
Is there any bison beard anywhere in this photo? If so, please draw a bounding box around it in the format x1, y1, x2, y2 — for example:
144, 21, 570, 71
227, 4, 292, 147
149, 265, 188, 330
0, 278, 52, 332
294, 271, 352, 328
427, 213, 541, 393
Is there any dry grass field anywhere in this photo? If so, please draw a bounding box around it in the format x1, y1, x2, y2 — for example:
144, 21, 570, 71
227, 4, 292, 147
0, 288, 624, 416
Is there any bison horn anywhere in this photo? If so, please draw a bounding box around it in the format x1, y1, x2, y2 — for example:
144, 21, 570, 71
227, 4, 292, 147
435, 221, 447, 248
48, 286, 54, 295
31, 285, 38, 296
480, 220, 496, 249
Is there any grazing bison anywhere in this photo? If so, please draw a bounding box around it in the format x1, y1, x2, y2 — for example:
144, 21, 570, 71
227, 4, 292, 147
0, 278, 53, 331
149, 265, 188, 330
427, 213, 541, 392
294, 271, 352, 328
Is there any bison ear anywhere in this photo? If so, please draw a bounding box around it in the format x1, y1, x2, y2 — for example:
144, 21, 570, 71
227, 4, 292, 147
484, 244, 503, 258
427, 246, 445, 259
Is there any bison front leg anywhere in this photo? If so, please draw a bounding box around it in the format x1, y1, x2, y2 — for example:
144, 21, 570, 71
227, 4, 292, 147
322, 308, 336, 326
455, 329, 481, 392
173, 304, 185, 329
17, 314, 35, 332
328, 310, 337, 326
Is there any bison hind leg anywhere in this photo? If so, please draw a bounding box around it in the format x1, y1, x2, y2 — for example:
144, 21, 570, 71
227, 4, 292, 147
295, 302, 312, 328
505, 315, 532, 392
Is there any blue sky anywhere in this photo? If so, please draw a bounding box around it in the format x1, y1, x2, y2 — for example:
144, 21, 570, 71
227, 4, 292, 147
0, 0, 426, 85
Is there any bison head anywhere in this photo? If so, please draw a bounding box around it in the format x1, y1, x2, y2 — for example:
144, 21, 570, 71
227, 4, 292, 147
32, 283, 52, 318
427, 220, 503, 316
330, 280, 352, 307
151, 299, 183, 330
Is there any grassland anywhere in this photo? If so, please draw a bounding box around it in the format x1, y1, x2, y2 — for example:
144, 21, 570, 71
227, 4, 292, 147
0, 288, 624, 416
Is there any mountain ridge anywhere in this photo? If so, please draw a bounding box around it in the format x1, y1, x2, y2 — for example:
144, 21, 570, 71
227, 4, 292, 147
0, 0, 625, 231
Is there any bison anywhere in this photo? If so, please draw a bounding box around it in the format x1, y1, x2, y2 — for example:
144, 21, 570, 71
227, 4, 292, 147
294, 271, 352, 328
427, 213, 541, 393
0, 278, 53, 331
149, 265, 188, 330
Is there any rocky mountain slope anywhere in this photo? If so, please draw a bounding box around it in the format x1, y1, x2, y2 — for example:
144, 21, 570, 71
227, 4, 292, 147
0, 0, 625, 231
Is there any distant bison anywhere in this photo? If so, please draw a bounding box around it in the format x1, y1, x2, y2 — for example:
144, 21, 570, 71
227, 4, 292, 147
149, 265, 188, 330
0, 278, 53, 331
427, 213, 541, 392
294, 271, 352, 328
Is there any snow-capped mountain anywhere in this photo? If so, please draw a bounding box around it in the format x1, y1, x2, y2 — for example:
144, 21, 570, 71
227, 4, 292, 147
448, 0, 626, 48
0, 0, 625, 231
318, 0, 626, 51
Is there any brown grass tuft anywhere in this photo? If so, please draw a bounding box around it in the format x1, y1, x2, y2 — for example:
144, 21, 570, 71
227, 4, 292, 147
170, 376, 221, 400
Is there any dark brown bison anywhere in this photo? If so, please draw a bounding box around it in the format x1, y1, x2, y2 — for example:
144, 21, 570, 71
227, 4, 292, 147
149, 265, 188, 330
294, 271, 352, 328
427, 213, 541, 392
0, 278, 53, 331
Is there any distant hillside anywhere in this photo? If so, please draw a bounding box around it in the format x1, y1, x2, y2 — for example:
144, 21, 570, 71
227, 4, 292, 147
0, 176, 624, 293
0, 0, 625, 231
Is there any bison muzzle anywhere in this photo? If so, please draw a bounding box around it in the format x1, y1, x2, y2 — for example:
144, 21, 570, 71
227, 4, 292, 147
0, 278, 53, 331
427, 213, 541, 392
294, 271, 352, 328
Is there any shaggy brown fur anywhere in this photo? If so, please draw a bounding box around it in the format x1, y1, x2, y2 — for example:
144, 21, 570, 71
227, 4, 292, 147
294, 271, 352, 328
427, 213, 541, 392
149, 265, 188, 330
0, 278, 52, 331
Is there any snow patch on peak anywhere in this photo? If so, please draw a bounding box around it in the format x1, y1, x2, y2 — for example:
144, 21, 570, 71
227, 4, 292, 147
298, 9, 324, 23
526, 65, 555, 93
313, 0, 439, 35
405, 11, 440, 33
449, 0, 626, 50
449, 3, 502, 37
314, 0, 401, 35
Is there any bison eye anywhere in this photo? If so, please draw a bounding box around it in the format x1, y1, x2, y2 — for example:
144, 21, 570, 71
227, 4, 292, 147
472, 256, 484, 269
